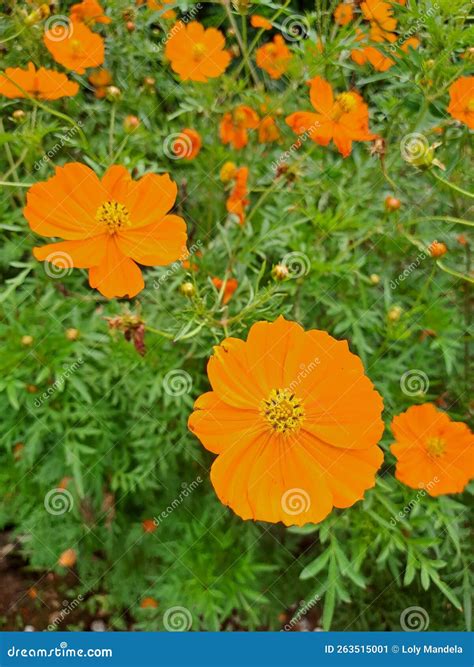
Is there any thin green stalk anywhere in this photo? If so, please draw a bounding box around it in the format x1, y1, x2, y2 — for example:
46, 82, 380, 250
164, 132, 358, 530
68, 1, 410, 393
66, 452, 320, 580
221, 0, 260, 87
407, 216, 474, 228
108, 104, 117, 158
436, 260, 474, 284
431, 170, 474, 199
0, 180, 33, 187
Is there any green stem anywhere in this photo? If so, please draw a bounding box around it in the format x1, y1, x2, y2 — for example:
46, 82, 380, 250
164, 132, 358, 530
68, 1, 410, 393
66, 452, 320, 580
431, 171, 474, 199
407, 216, 474, 228
221, 0, 260, 87
0, 26, 26, 44
436, 260, 474, 284
0, 180, 33, 187
108, 104, 116, 158
146, 326, 174, 340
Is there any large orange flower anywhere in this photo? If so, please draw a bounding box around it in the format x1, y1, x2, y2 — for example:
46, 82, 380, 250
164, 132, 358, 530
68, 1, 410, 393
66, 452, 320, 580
70, 0, 111, 24
256, 35, 292, 79
286, 76, 376, 157
0, 62, 79, 100
390, 404, 474, 496
24, 163, 187, 299
44, 19, 105, 74
188, 317, 384, 526
447, 76, 474, 129
220, 105, 259, 149
165, 21, 230, 82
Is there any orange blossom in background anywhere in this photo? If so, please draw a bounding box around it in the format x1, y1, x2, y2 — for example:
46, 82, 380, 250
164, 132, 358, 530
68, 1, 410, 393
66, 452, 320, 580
390, 403, 473, 496
165, 21, 231, 82
0, 62, 79, 99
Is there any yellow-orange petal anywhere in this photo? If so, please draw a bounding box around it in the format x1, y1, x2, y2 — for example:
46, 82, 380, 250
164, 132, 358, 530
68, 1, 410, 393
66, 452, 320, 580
33, 236, 107, 268
88, 236, 144, 298
116, 214, 187, 266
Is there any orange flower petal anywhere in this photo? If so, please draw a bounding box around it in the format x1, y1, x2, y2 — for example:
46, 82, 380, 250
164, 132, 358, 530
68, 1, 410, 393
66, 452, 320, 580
89, 236, 144, 298
33, 236, 107, 268
116, 214, 187, 265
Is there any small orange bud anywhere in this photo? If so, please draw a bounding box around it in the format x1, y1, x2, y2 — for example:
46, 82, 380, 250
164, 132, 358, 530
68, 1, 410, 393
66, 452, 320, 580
140, 597, 159, 609
429, 241, 447, 258
58, 548, 77, 568
457, 234, 468, 246
58, 476, 72, 490
142, 518, 157, 533
143, 76, 156, 90
27, 587, 38, 600
388, 305, 403, 322
126, 20, 135, 31
66, 328, 79, 341
13, 443, 24, 460
123, 115, 140, 132
385, 195, 401, 212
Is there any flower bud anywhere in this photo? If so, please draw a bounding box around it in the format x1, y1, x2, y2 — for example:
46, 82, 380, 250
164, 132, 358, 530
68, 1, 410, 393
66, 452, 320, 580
124, 115, 140, 132
385, 195, 400, 212
369, 273, 380, 285
58, 548, 77, 568
21, 335, 34, 346
272, 264, 289, 281
429, 241, 447, 258
126, 20, 135, 32
180, 281, 196, 297
106, 85, 121, 102
66, 328, 79, 341
220, 161, 237, 182
388, 305, 403, 322
12, 109, 26, 123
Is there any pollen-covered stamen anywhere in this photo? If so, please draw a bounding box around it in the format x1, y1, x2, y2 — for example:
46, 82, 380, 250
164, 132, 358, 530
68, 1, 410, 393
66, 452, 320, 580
467, 99, 474, 113
333, 92, 358, 120
261, 388, 305, 434
96, 200, 131, 234
192, 42, 207, 60
426, 436, 446, 457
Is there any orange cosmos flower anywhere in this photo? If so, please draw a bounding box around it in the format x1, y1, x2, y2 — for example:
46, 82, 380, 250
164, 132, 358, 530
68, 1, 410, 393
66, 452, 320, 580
361, 0, 397, 34
70, 0, 111, 24
211, 276, 238, 304
286, 76, 376, 157
258, 116, 280, 143
44, 19, 104, 74
334, 2, 354, 26
256, 34, 292, 79
173, 128, 202, 160
147, 0, 176, 19
250, 14, 272, 30
220, 105, 259, 149
391, 404, 474, 496
0, 62, 78, 100
88, 67, 112, 98
429, 241, 448, 258
226, 166, 249, 224
447, 76, 474, 129
165, 21, 231, 82
24, 163, 187, 299
351, 45, 395, 72
188, 317, 384, 526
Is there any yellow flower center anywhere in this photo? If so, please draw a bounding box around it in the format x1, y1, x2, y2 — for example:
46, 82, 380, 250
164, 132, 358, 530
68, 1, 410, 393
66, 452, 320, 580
192, 42, 207, 60
426, 436, 446, 457
333, 92, 358, 120
70, 39, 83, 55
261, 388, 305, 435
466, 99, 474, 112
96, 200, 131, 234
